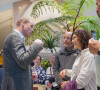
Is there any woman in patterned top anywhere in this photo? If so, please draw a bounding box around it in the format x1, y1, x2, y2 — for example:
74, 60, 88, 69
32, 55, 46, 85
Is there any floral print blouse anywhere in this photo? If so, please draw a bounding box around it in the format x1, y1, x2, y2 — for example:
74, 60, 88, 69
32, 65, 46, 85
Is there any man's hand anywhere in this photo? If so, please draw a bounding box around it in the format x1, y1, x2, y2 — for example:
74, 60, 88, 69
34, 39, 44, 47
59, 69, 66, 79
47, 81, 53, 88
88, 38, 100, 55
60, 81, 69, 89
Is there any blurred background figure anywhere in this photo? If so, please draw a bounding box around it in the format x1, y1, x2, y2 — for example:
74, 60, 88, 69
32, 55, 46, 85
45, 54, 59, 90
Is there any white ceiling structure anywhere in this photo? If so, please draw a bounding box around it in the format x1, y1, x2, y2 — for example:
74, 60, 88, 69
0, 0, 35, 30
0, 0, 37, 50
0, 0, 63, 51
0, 0, 20, 12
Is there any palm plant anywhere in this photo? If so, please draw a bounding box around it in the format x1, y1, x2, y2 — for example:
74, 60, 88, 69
76, 16, 100, 40
25, 15, 73, 45
42, 31, 59, 53
30, 0, 95, 32
25, 0, 97, 45
31, 0, 62, 19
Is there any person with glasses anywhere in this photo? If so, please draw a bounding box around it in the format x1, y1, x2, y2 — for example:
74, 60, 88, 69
53, 32, 79, 89
32, 55, 46, 85
60, 29, 97, 90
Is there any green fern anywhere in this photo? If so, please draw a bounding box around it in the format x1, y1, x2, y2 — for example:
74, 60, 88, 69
76, 16, 100, 40
25, 0, 96, 45
42, 31, 59, 53
31, 0, 62, 18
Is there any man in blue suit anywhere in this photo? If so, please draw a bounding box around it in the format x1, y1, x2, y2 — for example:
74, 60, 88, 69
1, 18, 44, 90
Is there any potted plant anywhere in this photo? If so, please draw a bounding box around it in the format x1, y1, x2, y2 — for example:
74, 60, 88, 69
42, 31, 59, 53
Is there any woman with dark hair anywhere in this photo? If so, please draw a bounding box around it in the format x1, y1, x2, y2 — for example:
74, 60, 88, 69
32, 55, 46, 85
59, 29, 97, 90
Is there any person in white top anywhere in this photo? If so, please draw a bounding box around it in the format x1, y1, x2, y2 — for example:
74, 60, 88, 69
59, 29, 97, 90
45, 54, 59, 90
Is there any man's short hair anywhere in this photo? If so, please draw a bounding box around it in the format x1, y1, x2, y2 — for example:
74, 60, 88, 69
16, 18, 30, 27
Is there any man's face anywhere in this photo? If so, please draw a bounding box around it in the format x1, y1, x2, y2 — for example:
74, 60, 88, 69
96, 0, 100, 17
23, 22, 34, 37
63, 32, 73, 48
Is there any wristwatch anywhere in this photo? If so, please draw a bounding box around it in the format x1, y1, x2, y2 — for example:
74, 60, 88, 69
97, 49, 100, 55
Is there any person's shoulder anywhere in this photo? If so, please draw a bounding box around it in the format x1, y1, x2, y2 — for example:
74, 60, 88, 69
3, 32, 13, 44
46, 67, 50, 71
39, 65, 46, 70
11, 31, 21, 38
4, 31, 18, 41
81, 48, 94, 58
55, 46, 65, 55
72, 49, 80, 54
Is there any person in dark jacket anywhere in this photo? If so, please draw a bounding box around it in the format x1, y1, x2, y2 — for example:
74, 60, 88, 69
53, 32, 79, 89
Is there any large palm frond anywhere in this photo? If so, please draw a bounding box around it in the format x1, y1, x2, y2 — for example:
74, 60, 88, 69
62, 0, 95, 31
60, 0, 95, 16
76, 16, 100, 40
31, 0, 95, 32
31, 0, 62, 18
31, 0, 95, 18
25, 15, 74, 45
25, 0, 95, 45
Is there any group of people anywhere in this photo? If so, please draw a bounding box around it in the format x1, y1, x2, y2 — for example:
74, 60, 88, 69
21, 29, 99, 90
31, 54, 58, 90
1, 0, 100, 90
59, 30, 96, 90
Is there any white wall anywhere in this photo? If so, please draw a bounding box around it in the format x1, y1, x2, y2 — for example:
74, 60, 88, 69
0, 9, 13, 51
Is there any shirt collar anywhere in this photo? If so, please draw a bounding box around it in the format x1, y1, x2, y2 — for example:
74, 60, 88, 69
14, 29, 24, 42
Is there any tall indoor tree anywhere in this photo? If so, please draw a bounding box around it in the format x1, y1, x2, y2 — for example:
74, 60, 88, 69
25, 0, 100, 45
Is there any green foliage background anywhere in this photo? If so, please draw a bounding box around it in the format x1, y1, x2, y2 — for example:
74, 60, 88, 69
40, 57, 50, 70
